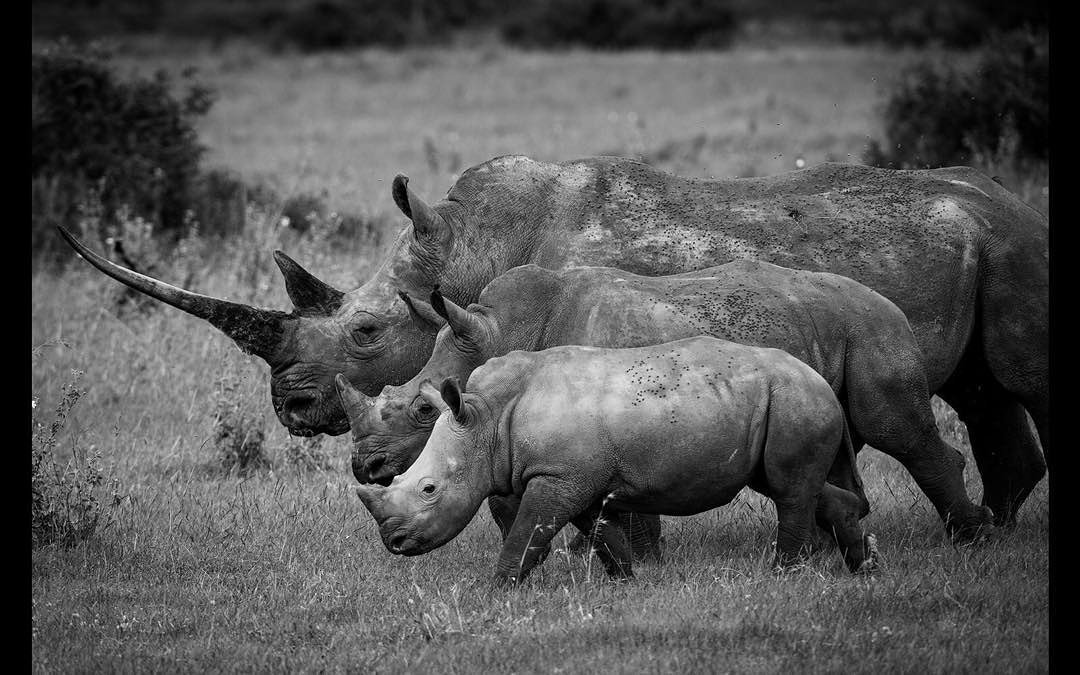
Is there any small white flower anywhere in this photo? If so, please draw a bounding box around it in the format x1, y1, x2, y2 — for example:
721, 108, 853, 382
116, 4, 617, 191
32, 398, 38, 409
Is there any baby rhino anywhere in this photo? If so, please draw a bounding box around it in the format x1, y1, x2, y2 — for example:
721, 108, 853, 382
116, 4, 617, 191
352, 336, 880, 585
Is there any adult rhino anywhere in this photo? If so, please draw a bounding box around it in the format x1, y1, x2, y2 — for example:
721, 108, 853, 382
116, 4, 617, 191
58, 155, 1048, 525
354, 337, 880, 584
339, 261, 994, 543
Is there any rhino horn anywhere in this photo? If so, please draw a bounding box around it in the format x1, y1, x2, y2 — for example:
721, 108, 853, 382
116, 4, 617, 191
57, 226, 291, 361
392, 174, 448, 239
273, 251, 345, 316
429, 286, 483, 340
335, 373, 375, 419
397, 290, 446, 329
355, 482, 387, 516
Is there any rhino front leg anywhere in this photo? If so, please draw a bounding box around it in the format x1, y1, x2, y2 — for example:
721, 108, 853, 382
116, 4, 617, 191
492, 478, 594, 586
487, 495, 521, 540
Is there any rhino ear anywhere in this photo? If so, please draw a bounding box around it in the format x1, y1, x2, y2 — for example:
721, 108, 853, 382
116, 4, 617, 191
393, 174, 448, 240
398, 290, 446, 330
429, 285, 484, 341
439, 377, 466, 421
274, 251, 345, 316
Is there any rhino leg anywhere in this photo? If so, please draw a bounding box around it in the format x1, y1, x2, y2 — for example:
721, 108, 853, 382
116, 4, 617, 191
844, 346, 994, 542
815, 483, 880, 574
620, 512, 664, 563
487, 495, 521, 540
976, 220, 1050, 468
492, 478, 594, 586
939, 355, 1047, 527
570, 506, 634, 580
491, 494, 654, 565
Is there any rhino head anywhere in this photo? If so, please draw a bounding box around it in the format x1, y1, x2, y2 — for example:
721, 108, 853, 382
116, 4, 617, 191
57, 175, 486, 437
352, 377, 492, 555
336, 288, 499, 484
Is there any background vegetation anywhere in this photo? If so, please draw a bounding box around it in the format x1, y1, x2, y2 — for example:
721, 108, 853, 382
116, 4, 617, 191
31, 5, 1048, 672
32, 0, 1048, 51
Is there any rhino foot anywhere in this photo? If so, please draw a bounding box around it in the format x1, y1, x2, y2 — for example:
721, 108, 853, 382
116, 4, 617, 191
948, 506, 999, 546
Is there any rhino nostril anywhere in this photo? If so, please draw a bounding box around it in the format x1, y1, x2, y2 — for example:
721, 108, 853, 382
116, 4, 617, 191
283, 393, 316, 416
365, 453, 386, 475
389, 533, 407, 552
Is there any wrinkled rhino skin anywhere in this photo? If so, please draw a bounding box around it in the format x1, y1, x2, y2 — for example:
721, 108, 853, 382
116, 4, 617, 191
355, 336, 879, 584
345, 260, 994, 542
62, 155, 1048, 524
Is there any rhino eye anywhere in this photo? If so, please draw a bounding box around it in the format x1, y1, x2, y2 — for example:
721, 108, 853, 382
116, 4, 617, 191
413, 400, 438, 422
352, 323, 381, 344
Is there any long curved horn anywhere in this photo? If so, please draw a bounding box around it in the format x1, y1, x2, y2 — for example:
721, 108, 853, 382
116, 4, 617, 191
273, 250, 345, 316
429, 286, 484, 340
57, 226, 292, 360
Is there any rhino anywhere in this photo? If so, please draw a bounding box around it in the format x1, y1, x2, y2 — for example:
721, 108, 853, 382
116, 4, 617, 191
353, 336, 880, 584
339, 260, 994, 545
58, 155, 1048, 525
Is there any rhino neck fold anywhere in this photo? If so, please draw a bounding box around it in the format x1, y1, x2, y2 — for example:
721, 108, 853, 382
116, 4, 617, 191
487, 393, 520, 497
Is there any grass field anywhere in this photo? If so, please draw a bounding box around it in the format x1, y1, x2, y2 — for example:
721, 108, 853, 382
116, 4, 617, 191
31, 40, 1049, 672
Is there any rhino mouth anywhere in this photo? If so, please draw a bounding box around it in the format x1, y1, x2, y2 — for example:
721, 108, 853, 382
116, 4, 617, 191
387, 531, 427, 556
286, 419, 350, 437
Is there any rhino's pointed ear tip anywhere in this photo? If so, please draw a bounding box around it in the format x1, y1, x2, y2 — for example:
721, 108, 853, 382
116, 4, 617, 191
272, 250, 292, 270
394, 174, 409, 187
334, 373, 349, 391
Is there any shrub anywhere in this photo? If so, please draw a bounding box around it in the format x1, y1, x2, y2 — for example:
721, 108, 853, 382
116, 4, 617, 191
211, 371, 270, 475
502, 0, 736, 49
280, 436, 336, 472
32, 41, 215, 256
32, 365, 119, 548
866, 28, 1047, 169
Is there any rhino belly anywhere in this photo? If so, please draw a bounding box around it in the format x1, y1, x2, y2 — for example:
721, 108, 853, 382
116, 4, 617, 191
602, 392, 765, 517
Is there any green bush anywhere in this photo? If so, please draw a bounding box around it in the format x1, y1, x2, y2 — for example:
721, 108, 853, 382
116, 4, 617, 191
867, 28, 1047, 169
32, 42, 215, 255
502, 0, 736, 49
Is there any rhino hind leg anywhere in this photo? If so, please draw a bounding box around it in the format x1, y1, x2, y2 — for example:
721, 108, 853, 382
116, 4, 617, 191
815, 483, 880, 574
844, 340, 995, 541
939, 348, 1047, 527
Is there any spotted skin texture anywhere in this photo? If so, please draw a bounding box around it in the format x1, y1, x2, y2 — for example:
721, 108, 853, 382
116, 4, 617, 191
349, 156, 1045, 526
354, 337, 877, 584
350, 261, 992, 542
